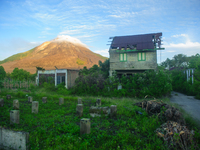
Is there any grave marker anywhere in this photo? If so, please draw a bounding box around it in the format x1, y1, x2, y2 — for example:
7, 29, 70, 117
110, 105, 117, 117
76, 104, 83, 117
32, 101, 39, 114
78, 98, 82, 104
80, 118, 91, 135
10, 110, 20, 124
96, 98, 101, 107
0, 98, 3, 107
42, 97, 47, 103
28, 96, 33, 103
59, 98, 64, 105
6, 95, 11, 100
13, 100, 19, 110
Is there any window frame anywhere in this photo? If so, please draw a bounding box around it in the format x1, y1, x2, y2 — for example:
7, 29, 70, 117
138, 52, 146, 61
119, 53, 127, 62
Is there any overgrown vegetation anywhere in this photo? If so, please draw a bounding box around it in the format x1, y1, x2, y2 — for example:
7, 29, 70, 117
0, 88, 199, 149
161, 53, 200, 99
72, 59, 171, 98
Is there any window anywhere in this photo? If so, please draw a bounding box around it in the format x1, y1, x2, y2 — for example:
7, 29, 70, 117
57, 76, 65, 85
120, 53, 127, 62
138, 52, 146, 61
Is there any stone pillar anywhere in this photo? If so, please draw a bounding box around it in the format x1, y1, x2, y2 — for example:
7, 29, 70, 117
80, 118, 91, 135
28, 96, 33, 103
6, 95, 11, 100
0, 98, 4, 107
78, 98, 82, 104
42, 97, 47, 103
96, 98, 101, 107
10, 110, 19, 124
110, 105, 117, 117
76, 104, 83, 117
13, 100, 19, 110
59, 98, 64, 105
32, 101, 39, 113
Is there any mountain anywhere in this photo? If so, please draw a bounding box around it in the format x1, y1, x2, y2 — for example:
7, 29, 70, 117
0, 35, 107, 74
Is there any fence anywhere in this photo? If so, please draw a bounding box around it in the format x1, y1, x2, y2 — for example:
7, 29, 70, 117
0, 79, 36, 90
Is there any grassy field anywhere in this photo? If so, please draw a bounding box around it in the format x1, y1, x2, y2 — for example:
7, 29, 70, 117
0, 88, 200, 150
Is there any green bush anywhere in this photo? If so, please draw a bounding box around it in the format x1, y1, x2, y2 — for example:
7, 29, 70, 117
171, 69, 200, 99
72, 69, 172, 98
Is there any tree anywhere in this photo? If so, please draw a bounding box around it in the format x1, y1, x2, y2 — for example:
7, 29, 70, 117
10, 68, 30, 81
0, 66, 6, 80
0, 66, 6, 88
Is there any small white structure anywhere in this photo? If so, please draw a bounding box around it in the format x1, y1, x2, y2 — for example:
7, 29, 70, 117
36, 69, 79, 88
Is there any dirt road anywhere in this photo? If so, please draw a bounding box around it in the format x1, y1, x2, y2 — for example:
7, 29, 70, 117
170, 91, 200, 125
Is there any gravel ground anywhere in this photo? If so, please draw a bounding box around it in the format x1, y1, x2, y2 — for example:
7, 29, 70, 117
170, 91, 200, 125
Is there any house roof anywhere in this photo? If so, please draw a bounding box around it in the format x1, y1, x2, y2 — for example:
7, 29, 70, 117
110, 32, 163, 50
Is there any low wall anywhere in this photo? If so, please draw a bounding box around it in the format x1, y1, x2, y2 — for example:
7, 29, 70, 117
0, 127, 29, 150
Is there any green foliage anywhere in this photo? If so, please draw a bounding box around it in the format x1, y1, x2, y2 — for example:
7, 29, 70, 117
0, 66, 6, 88
0, 48, 35, 64
73, 69, 172, 98
10, 68, 31, 81
76, 58, 85, 65
171, 69, 200, 98
0, 66, 6, 80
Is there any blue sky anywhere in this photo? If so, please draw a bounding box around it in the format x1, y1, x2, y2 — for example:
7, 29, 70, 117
0, 0, 200, 64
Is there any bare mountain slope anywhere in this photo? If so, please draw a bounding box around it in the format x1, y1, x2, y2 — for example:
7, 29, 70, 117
0, 36, 107, 74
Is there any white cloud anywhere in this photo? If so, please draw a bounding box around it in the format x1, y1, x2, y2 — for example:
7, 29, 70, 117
52, 35, 88, 48
59, 30, 80, 35
94, 49, 109, 57
164, 40, 200, 48
171, 34, 187, 38
158, 39, 200, 63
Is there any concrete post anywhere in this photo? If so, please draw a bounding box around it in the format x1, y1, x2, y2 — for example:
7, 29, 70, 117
80, 118, 91, 135
78, 98, 82, 104
6, 95, 11, 100
76, 104, 83, 117
110, 105, 117, 117
96, 98, 101, 107
42, 97, 47, 103
0, 98, 4, 107
32, 101, 39, 113
13, 100, 19, 110
10, 110, 19, 124
28, 96, 33, 103
59, 98, 64, 105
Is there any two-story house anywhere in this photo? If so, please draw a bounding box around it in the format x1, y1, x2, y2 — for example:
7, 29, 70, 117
109, 32, 164, 77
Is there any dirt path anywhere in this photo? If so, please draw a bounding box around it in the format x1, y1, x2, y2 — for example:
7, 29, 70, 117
170, 91, 200, 125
